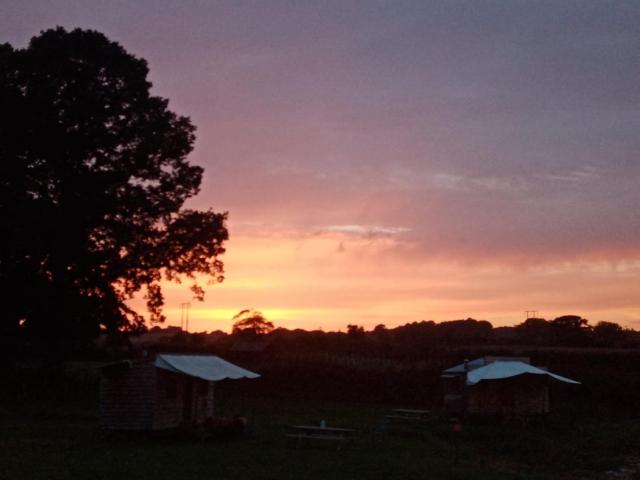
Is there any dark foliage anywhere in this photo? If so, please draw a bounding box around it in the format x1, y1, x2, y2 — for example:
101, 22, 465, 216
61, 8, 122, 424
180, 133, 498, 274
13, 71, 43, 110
231, 309, 274, 336
0, 28, 228, 346
137, 315, 640, 361
512, 315, 637, 348
346, 324, 365, 338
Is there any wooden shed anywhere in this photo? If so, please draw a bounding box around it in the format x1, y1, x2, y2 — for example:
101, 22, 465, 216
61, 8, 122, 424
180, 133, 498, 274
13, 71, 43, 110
441, 356, 579, 416
100, 354, 259, 431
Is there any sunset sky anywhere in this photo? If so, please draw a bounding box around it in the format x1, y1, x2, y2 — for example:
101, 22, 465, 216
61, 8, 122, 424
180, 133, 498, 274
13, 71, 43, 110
3, 1, 640, 331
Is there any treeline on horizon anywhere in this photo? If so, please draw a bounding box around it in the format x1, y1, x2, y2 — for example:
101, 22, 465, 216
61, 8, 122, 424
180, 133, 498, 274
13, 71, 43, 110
137, 315, 640, 353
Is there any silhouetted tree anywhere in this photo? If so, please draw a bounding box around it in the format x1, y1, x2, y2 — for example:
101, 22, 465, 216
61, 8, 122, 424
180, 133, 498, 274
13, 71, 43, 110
232, 309, 274, 336
0, 28, 228, 344
371, 323, 389, 342
435, 318, 493, 344
514, 318, 551, 345
346, 324, 365, 339
393, 320, 437, 348
550, 315, 592, 346
592, 321, 625, 347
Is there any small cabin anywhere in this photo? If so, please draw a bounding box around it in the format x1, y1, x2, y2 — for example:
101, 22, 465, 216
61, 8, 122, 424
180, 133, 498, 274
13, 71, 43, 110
100, 354, 259, 431
441, 356, 579, 416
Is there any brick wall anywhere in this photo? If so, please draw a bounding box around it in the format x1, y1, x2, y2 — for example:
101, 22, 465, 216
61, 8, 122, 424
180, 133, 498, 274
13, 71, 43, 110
101, 361, 217, 431
100, 360, 156, 430
467, 375, 549, 415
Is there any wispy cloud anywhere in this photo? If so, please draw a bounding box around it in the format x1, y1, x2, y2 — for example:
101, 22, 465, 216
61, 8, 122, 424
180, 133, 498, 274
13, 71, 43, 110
324, 224, 411, 237
537, 165, 601, 184
429, 173, 528, 193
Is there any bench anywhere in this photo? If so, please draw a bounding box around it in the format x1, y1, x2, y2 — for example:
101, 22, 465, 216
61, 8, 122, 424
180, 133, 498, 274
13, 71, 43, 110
385, 408, 434, 423
287, 425, 355, 450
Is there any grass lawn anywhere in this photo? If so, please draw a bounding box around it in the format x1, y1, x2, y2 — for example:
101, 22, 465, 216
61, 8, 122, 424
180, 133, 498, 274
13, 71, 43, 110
2, 384, 639, 480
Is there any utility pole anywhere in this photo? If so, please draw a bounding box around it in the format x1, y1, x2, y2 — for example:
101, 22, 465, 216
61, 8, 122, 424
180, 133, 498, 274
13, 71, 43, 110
525, 310, 539, 319
180, 302, 191, 332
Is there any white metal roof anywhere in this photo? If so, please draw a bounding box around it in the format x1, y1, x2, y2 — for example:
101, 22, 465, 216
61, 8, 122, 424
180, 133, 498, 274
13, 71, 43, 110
465, 360, 580, 386
444, 356, 531, 373
154, 354, 260, 382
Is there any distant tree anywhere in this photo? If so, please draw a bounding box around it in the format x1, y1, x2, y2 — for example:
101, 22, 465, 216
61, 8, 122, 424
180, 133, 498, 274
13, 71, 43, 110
346, 324, 365, 339
393, 320, 436, 347
231, 309, 274, 336
370, 323, 390, 343
514, 318, 551, 345
592, 321, 625, 347
435, 318, 493, 343
371, 323, 389, 340
552, 315, 590, 330
0, 28, 228, 344
550, 315, 592, 346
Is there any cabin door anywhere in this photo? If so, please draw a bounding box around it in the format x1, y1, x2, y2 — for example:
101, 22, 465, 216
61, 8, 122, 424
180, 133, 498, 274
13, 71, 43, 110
183, 377, 194, 424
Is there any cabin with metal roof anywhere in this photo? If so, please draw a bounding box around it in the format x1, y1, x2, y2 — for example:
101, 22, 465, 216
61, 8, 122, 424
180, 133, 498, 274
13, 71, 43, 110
441, 356, 579, 416
100, 354, 259, 431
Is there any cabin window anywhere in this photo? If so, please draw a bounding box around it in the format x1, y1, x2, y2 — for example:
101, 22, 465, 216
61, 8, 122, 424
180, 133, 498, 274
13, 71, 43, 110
165, 376, 177, 399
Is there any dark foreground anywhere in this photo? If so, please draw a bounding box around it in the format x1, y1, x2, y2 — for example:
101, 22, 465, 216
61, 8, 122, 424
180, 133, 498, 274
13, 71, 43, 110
1, 373, 640, 480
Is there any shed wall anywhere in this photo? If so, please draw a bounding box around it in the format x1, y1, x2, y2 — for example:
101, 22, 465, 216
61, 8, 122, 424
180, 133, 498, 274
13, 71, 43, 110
101, 361, 217, 431
467, 375, 549, 415
100, 361, 156, 430
153, 370, 214, 430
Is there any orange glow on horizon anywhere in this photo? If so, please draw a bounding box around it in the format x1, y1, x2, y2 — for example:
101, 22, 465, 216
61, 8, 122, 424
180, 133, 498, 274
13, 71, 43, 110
132, 224, 640, 333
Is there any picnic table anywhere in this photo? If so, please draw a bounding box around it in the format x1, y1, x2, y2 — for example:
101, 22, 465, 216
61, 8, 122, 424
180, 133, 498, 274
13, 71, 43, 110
287, 424, 356, 450
385, 408, 433, 423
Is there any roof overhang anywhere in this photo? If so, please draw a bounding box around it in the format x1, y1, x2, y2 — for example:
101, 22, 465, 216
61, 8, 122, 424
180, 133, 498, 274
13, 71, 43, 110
466, 361, 580, 386
154, 354, 260, 382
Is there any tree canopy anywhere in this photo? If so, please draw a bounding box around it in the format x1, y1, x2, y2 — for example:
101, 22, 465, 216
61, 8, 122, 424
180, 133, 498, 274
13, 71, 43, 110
0, 28, 228, 344
231, 309, 274, 336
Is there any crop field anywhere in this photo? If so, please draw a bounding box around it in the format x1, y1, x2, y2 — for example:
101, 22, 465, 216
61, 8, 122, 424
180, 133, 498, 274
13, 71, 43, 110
1, 368, 639, 480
